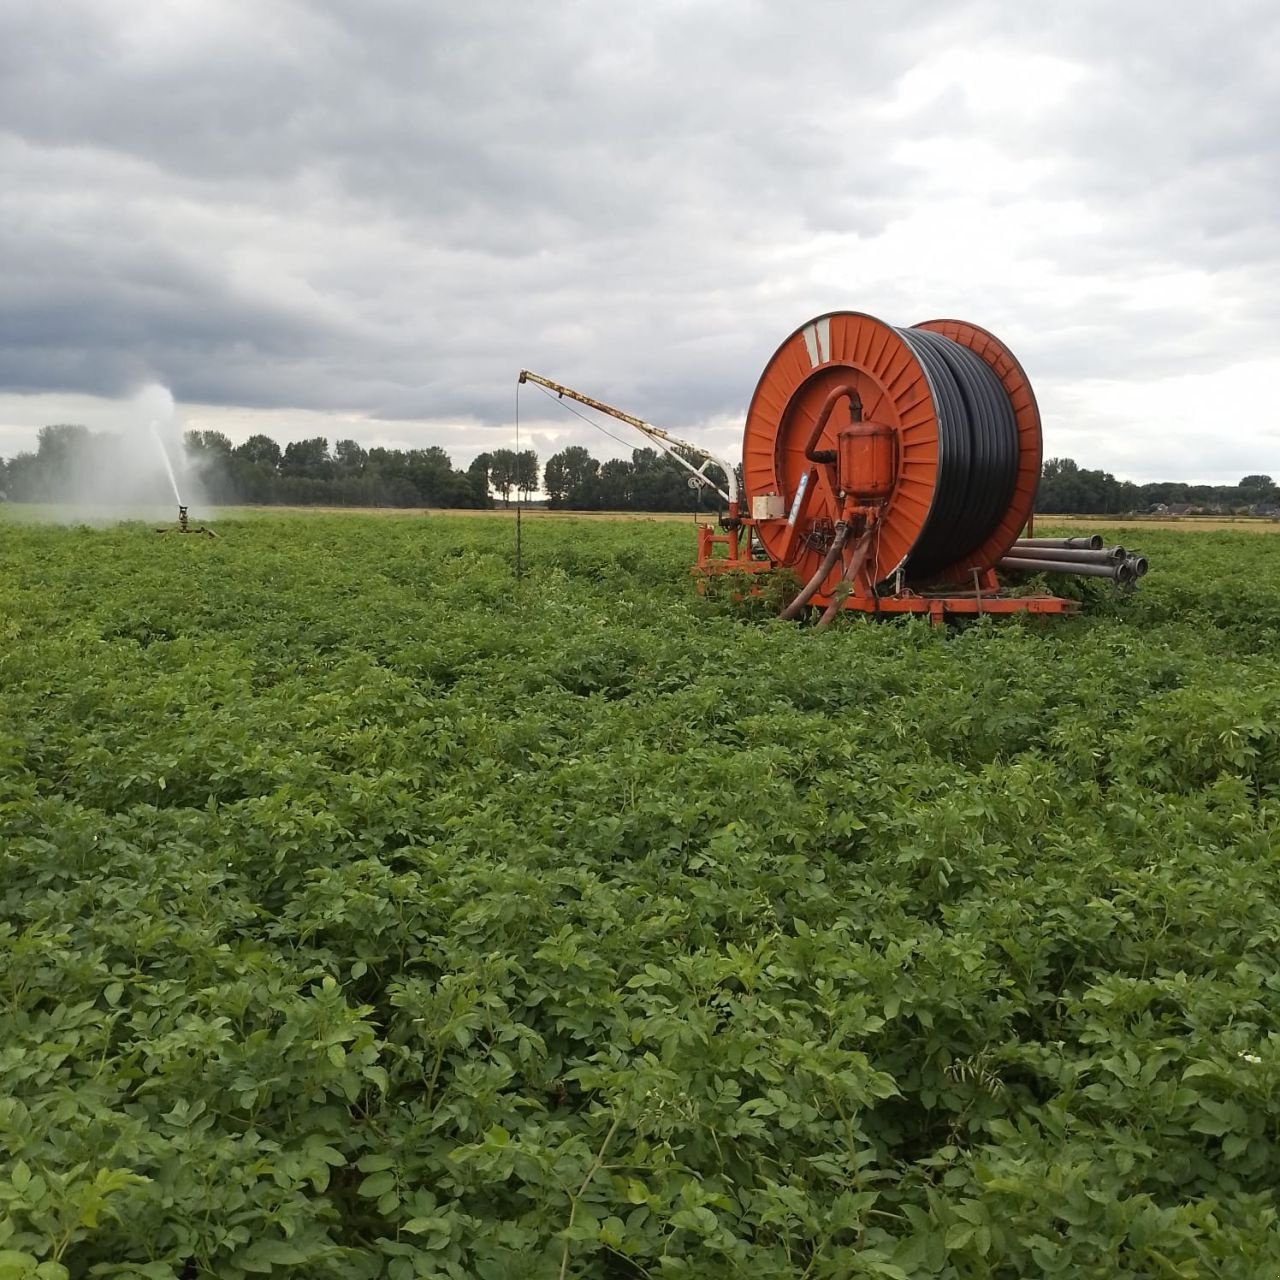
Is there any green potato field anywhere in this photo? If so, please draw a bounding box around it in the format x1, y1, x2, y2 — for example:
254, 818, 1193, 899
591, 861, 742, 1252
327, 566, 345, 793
2, 513, 1279, 1279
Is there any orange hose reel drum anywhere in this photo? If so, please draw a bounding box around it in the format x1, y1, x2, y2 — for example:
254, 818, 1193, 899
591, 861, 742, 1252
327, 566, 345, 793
742, 311, 1041, 586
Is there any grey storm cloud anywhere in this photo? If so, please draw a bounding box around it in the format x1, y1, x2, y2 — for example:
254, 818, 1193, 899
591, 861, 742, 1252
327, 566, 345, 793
0, 0, 1278, 478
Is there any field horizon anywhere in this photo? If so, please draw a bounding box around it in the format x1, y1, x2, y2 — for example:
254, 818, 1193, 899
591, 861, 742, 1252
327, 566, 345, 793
5, 501, 1279, 533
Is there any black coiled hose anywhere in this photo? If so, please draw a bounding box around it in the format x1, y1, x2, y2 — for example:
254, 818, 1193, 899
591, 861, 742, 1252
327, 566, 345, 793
894, 328, 1019, 575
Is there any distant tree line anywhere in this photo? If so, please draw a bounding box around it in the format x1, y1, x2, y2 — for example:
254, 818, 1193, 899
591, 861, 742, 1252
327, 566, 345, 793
1, 425, 1276, 517
0, 426, 719, 512
183, 432, 498, 507
541, 445, 721, 511
1036, 459, 1279, 516
0, 426, 531, 509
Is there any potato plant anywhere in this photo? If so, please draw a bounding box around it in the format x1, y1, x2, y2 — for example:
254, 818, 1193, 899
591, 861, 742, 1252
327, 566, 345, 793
1, 514, 1278, 1279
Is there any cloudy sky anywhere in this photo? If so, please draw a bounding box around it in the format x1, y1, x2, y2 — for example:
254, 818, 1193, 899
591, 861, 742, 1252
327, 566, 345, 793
1, 0, 1276, 482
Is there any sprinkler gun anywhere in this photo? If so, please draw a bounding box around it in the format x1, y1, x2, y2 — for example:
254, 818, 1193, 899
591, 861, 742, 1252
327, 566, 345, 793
156, 503, 217, 538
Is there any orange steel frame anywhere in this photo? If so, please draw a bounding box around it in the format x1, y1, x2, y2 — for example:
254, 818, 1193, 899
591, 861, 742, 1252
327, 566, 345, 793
694, 520, 1078, 622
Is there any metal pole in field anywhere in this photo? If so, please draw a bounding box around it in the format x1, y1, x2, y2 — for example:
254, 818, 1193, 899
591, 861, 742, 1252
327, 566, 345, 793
514, 379, 523, 582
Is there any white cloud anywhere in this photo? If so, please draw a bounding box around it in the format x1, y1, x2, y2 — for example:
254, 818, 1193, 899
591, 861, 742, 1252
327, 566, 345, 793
1, 0, 1277, 484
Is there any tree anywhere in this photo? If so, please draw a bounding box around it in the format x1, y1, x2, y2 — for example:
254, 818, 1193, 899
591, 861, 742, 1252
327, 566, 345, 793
334, 439, 368, 473
37, 424, 91, 462
29, 425, 92, 498
597, 457, 633, 510
234, 435, 283, 469
466, 453, 493, 508
1, 451, 38, 501
1036, 458, 1134, 515
627, 447, 701, 511
280, 437, 333, 478
488, 449, 519, 506
516, 449, 539, 502
184, 430, 233, 456
402, 447, 459, 506
179, 430, 235, 503
1138, 481, 1189, 508
544, 446, 599, 508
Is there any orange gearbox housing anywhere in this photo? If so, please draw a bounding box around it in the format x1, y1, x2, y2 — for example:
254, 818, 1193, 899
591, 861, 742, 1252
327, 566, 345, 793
837, 418, 896, 504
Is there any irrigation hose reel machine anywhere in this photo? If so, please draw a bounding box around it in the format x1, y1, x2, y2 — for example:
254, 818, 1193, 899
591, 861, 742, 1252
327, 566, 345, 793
521, 309, 1147, 623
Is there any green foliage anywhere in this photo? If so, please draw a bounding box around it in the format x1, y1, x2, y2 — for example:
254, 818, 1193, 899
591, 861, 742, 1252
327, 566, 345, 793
1, 514, 1279, 1277
0, 431, 490, 510
1037, 458, 1280, 516
486, 448, 540, 507
542, 445, 714, 513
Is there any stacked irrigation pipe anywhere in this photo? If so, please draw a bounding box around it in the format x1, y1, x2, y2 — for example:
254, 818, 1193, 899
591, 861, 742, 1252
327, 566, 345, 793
999, 537, 1148, 587
741, 312, 1044, 588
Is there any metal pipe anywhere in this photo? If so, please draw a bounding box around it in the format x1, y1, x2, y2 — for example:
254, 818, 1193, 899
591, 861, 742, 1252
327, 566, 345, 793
517, 370, 738, 506
1013, 535, 1104, 551
998, 556, 1134, 581
803, 384, 860, 464
1003, 546, 1126, 567
780, 524, 849, 621
814, 529, 875, 630
1126, 555, 1149, 577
